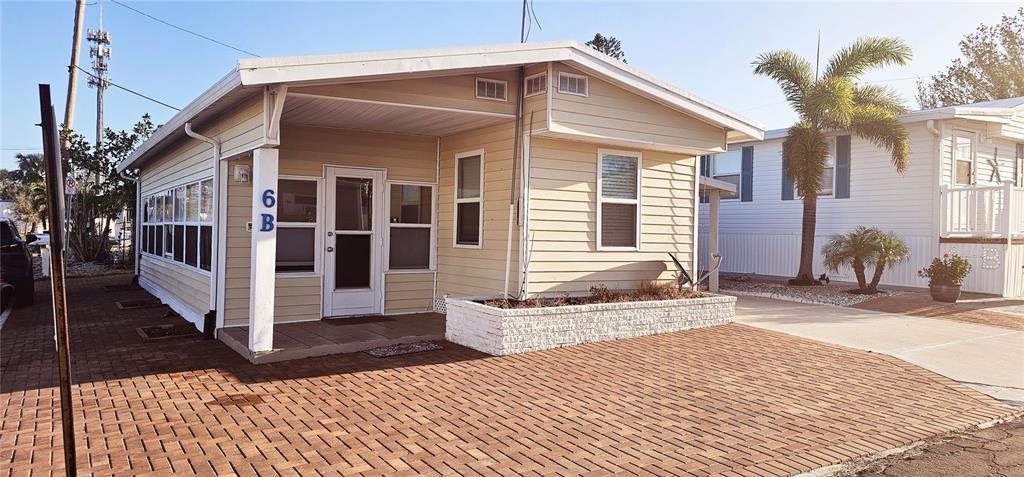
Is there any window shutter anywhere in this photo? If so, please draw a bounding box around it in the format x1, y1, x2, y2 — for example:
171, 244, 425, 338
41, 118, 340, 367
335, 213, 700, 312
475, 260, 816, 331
835, 135, 851, 199
741, 146, 754, 202
781, 153, 795, 200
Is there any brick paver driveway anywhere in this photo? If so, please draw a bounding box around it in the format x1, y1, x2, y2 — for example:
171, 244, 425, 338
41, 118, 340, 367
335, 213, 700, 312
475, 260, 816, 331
1, 275, 1017, 476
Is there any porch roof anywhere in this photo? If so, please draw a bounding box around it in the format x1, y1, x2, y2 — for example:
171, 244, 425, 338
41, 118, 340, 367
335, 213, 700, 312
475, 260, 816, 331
118, 41, 764, 173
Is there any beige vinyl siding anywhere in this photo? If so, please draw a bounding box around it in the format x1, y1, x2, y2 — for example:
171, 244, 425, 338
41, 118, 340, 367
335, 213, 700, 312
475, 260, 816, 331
526, 138, 696, 294
290, 70, 520, 116
223, 156, 254, 327
548, 63, 724, 152
275, 275, 322, 323
140, 258, 210, 318
279, 126, 437, 181
384, 272, 434, 314
437, 122, 520, 298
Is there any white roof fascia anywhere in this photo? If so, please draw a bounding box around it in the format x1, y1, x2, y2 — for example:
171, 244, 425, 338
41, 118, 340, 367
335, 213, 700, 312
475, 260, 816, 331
117, 69, 242, 173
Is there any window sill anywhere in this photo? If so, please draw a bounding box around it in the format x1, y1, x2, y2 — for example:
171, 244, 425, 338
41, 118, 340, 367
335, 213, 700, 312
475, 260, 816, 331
384, 269, 436, 274
596, 246, 639, 252
275, 272, 320, 278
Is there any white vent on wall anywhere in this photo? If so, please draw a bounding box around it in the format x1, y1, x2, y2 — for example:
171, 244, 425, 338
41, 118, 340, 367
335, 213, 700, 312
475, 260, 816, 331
525, 73, 546, 97
475, 78, 508, 101
558, 72, 588, 97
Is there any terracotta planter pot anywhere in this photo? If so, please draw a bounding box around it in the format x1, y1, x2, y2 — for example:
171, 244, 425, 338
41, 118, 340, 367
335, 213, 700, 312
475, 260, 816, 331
929, 284, 962, 303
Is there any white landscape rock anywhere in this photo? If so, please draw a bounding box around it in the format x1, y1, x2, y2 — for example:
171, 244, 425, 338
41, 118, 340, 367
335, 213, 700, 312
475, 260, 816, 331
445, 295, 737, 356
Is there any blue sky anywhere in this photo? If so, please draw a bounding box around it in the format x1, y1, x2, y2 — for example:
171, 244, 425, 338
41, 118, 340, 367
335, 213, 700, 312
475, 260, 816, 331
1, 1, 1019, 169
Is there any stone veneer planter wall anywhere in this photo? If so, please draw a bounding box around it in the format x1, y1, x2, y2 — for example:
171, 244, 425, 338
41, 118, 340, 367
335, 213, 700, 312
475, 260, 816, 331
445, 295, 737, 356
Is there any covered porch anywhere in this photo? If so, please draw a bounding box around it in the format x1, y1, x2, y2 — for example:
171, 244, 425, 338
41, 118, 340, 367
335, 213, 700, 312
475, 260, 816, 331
940, 181, 1024, 238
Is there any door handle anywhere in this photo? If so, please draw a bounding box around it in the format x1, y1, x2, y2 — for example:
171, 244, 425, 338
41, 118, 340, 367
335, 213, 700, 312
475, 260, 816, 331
326, 247, 334, 252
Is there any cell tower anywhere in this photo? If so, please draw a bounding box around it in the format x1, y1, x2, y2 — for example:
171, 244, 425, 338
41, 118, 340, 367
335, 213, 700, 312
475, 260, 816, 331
87, 0, 111, 150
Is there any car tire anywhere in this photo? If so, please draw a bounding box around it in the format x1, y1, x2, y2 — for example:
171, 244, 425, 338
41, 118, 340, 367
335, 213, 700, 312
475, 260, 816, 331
15, 278, 34, 306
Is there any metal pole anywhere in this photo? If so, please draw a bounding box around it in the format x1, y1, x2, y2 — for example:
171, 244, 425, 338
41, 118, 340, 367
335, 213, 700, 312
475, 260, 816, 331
63, 0, 87, 141
38, 84, 77, 477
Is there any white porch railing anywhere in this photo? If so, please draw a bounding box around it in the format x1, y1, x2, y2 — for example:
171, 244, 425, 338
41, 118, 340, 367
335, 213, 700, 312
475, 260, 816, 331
940, 181, 1024, 237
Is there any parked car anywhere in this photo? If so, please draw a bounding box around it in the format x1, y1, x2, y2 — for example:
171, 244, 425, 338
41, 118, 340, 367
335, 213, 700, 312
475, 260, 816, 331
0, 218, 36, 306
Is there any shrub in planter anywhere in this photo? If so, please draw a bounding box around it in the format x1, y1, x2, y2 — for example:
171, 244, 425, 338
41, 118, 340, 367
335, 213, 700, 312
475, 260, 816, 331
918, 252, 972, 303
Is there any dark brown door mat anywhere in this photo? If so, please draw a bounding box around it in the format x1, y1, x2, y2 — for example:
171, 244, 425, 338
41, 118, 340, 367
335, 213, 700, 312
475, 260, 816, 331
322, 315, 395, 325
136, 323, 201, 341
365, 341, 442, 358
116, 298, 167, 309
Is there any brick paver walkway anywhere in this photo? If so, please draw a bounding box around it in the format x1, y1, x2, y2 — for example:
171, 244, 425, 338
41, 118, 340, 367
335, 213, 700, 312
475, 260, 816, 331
1, 275, 1017, 476
853, 292, 1024, 331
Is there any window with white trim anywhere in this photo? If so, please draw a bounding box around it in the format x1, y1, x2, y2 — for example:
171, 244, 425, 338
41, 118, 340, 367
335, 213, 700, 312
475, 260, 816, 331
455, 152, 483, 247
598, 151, 640, 249
276, 178, 318, 273
711, 150, 741, 200
819, 140, 836, 196
141, 178, 213, 272
525, 73, 546, 96
475, 78, 507, 101
388, 183, 435, 270
954, 130, 975, 185
558, 72, 588, 96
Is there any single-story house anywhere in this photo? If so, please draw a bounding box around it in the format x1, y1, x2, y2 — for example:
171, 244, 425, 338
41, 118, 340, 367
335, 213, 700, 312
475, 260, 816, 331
117, 41, 763, 359
698, 97, 1024, 297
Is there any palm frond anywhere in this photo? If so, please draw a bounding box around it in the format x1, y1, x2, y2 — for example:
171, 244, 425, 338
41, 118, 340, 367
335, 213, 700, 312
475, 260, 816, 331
782, 123, 830, 198
806, 77, 856, 129
848, 106, 911, 174
823, 36, 912, 80
853, 85, 909, 115
877, 231, 911, 269
753, 51, 814, 116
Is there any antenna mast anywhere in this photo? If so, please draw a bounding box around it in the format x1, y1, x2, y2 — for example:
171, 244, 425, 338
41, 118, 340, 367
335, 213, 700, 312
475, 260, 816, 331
87, 0, 111, 152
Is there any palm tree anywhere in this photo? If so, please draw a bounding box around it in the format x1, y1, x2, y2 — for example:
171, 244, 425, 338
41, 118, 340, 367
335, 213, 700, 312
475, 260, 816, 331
754, 37, 913, 285
821, 226, 880, 291
867, 231, 910, 292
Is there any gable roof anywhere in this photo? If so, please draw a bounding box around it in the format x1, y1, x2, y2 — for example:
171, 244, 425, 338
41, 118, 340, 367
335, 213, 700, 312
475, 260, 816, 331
119, 41, 764, 172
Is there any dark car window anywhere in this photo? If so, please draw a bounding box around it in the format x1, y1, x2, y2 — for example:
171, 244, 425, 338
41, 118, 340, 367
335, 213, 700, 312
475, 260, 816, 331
0, 221, 17, 246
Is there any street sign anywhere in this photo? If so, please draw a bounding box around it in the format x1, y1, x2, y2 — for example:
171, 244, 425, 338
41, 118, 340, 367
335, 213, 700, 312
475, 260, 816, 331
64, 176, 76, 195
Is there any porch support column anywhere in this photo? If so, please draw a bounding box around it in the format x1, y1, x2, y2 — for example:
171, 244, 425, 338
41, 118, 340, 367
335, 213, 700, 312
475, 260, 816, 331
709, 189, 720, 293
248, 147, 278, 352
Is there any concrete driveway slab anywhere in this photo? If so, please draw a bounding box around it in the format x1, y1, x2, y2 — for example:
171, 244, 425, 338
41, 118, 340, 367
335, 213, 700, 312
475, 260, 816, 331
735, 296, 1024, 404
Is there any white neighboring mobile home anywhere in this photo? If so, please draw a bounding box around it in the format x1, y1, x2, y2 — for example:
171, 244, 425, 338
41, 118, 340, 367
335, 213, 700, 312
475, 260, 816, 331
699, 97, 1024, 297
116, 41, 762, 361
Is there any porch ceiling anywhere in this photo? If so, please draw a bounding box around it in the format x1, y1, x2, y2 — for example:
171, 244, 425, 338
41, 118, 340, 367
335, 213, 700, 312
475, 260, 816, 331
281, 93, 513, 136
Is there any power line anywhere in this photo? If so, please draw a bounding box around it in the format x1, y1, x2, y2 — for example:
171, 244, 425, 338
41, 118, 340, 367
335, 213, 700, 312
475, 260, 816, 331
74, 65, 181, 111
109, 0, 261, 57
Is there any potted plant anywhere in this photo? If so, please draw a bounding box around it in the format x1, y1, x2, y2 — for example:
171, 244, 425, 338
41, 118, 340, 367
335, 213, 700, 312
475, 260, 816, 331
918, 252, 972, 303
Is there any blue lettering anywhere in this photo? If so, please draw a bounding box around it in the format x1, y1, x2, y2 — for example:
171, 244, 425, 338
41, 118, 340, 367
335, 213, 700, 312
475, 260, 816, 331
262, 189, 276, 208
260, 213, 275, 232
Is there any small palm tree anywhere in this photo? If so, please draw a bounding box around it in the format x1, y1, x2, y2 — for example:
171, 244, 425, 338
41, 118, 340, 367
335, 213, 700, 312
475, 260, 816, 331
754, 37, 913, 285
867, 231, 910, 292
821, 226, 880, 292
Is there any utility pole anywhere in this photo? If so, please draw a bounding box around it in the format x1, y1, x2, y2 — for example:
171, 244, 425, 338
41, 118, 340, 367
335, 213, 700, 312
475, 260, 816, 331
38, 83, 78, 477
87, 0, 111, 156
63, 0, 87, 144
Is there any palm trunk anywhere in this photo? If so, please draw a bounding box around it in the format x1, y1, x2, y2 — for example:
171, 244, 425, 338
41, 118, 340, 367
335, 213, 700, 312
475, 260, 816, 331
852, 258, 867, 291
868, 258, 886, 292
790, 192, 819, 285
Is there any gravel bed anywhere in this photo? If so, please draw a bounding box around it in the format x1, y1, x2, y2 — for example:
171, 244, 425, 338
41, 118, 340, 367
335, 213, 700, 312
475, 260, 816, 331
720, 279, 896, 307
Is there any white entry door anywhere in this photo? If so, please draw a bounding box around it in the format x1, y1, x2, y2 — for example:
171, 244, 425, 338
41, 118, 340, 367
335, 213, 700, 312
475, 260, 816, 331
323, 167, 384, 317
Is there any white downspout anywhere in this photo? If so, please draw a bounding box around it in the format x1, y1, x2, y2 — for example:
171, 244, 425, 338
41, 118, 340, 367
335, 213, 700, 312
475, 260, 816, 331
184, 123, 221, 322
927, 119, 942, 260
119, 170, 141, 279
